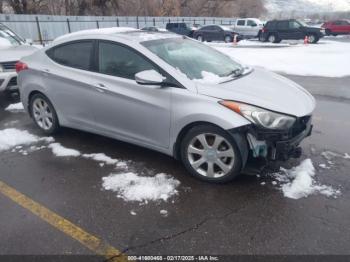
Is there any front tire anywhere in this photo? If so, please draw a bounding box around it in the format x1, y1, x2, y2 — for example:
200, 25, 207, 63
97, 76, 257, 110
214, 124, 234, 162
29, 93, 59, 135
224, 35, 232, 43
180, 125, 243, 183
308, 34, 319, 44
196, 35, 204, 42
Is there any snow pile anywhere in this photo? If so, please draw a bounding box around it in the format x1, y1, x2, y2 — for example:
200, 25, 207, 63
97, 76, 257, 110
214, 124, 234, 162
213, 40, 350, 77
160, 210, 169, 217
54, 27, 137, 42
82, 153, 119, 165
102, 172, 180, 202
271, 159, 340, 199
321, 150, 350, 160
0, 38, 12, 47
48, 143, 81, 157
0, 128, 40, 152
193, 71, 231, 84
5, 103, 24, 112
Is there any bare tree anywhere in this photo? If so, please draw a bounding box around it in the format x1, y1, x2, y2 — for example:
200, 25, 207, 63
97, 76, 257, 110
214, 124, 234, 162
2, 0, 267, 17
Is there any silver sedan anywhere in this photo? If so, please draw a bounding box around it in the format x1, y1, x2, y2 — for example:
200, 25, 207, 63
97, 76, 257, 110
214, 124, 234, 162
18, 29, 315, 183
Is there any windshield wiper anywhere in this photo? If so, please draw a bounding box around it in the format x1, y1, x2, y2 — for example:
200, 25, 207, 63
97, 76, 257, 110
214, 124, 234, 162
226, 68, 244, 78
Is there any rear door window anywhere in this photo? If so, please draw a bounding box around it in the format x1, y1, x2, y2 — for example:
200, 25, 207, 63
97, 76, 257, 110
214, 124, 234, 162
237, 20, 246, 26
47, 41, 93, 71
277, 21, 289, 30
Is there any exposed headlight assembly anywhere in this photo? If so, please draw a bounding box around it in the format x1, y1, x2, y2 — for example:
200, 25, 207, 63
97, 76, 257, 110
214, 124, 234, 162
220, 101, 296, 130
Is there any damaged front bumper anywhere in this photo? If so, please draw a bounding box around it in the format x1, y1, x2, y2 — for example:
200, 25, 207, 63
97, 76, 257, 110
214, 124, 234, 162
246, 115, 313, 161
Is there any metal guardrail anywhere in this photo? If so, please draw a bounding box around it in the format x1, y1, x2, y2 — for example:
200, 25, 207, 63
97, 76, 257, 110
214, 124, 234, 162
0, 14, 236, 44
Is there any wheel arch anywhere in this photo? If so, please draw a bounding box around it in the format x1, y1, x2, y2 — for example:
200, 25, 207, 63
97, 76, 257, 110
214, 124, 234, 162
173, 121, 250, 169
28, 90, 47, 117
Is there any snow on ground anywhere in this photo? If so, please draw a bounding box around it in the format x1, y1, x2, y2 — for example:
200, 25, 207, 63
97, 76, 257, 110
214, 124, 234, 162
5, 103, 24, 112
0, 128, 42, 152
212, 40, 350, 78
48, 143, 81, 157
102, 172, 180, 203
321, 150, 350, 161
270, 159, 341, 200
82, 153, 119, 165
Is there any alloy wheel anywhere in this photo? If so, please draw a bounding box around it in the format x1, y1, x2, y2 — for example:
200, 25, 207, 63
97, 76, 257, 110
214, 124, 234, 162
308, 35, 315, 43
187, 133, 235, 178
32, 98, 54, 130
224, 36, 232, 43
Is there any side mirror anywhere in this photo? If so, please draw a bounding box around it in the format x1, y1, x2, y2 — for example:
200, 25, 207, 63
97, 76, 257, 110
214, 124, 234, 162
25, 38, 33, 45
135, 70, 166, 86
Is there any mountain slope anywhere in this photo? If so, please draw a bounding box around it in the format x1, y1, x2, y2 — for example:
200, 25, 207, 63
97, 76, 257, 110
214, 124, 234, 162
265, 0, 350, 13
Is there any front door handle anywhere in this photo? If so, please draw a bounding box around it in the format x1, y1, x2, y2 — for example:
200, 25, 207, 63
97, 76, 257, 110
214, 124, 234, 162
42, 68, 50, 76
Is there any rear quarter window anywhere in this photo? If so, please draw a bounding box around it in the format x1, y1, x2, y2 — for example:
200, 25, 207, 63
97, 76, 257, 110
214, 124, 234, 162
47, 41, 93, 71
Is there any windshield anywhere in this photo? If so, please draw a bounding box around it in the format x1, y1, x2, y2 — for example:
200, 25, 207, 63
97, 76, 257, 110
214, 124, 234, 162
0, 26, 23, 46
297, 20, 307, 27
142, 37, 243, 81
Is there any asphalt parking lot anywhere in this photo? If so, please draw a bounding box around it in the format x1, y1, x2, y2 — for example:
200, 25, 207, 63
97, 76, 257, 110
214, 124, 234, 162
1, 72, 350, 261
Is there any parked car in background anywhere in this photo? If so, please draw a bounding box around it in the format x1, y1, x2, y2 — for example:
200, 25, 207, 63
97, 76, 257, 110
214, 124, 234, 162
0, 23, 38, 94
166, 22, 197, 37
18, 30, 315, 183
322, 20, 350, 36
193, 25, 242, 43
231, 18, 264, 39
141, 26, 168, 32
260, 19, 325, 43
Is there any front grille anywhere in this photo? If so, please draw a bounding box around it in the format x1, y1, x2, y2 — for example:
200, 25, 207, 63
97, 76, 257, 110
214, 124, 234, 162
8, 77, 17, 87
0, 61, 17, 70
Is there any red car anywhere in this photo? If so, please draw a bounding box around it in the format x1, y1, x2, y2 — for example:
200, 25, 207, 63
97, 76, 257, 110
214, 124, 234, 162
322, 20, 350, 36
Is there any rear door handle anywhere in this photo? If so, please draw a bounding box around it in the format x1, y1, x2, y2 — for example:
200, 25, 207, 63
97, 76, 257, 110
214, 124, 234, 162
94, 83, 109, 92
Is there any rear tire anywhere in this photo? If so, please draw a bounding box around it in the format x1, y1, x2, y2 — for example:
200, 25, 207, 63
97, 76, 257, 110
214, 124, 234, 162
258, 32, 265, 42
268, 34, 280, 43
29, 93, 59, 135
180, 125, 243, 183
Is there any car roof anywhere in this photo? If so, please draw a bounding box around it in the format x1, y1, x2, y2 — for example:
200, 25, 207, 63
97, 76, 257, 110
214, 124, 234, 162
201, 24, 232, 30
53, 28, 181, 44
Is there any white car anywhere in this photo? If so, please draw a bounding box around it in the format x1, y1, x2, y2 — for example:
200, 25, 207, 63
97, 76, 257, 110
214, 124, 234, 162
231, 18, 264, 39
0, 23, 38, 93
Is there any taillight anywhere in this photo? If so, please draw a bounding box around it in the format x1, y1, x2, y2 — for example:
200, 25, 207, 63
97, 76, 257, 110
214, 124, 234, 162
262, 28, 267, 33
15, 61, 28, 73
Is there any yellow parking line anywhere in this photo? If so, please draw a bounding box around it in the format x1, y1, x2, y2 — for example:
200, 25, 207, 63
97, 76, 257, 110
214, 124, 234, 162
0, 180, 128, 262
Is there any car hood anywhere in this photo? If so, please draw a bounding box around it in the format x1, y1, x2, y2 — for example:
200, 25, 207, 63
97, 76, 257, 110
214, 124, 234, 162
196, 68, 316, 117
0, 45, 38, 63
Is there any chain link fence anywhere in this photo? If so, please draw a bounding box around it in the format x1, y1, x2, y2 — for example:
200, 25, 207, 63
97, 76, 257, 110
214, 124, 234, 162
0, 14, 237, 44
